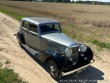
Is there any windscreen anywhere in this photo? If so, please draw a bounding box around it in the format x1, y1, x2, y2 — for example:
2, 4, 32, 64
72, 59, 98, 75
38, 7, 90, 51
40, 23, 61, 34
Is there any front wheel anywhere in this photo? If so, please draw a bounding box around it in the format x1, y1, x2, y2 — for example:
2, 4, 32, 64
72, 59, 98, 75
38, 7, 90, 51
47, 59, 62, 80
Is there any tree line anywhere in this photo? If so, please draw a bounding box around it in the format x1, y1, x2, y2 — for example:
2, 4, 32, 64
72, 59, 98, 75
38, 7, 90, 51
12, 0, 70, 2
42, 0, 70, 3
9, 0, 110, 5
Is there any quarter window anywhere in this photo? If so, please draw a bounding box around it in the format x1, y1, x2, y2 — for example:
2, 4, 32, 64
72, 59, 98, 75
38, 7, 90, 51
29, 23, 38, 33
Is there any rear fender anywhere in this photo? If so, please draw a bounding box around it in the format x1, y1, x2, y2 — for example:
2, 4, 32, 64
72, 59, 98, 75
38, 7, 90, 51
17, 31, 25, 44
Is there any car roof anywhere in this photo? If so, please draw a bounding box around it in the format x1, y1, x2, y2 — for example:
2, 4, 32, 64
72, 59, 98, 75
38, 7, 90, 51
22, 17, 59, 25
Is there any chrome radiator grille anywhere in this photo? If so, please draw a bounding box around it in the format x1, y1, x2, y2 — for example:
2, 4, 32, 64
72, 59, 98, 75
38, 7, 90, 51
71, 46, 79, 59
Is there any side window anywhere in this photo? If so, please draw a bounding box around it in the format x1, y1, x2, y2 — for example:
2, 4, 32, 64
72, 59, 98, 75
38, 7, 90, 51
29, 23, 38, 33
54, 24, 60, 31
22, 21, 29, 29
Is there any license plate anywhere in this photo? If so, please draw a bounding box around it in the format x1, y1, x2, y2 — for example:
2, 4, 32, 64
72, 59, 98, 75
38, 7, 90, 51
77, 68, 86, 74
77, 69, 83, 73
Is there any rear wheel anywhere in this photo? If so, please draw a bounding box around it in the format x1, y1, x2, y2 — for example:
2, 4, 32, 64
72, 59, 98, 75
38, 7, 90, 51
16, 33, 24, 48
47, 59, 62, 80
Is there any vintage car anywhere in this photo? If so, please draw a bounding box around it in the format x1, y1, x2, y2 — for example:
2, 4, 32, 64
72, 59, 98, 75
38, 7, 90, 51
15, 17, 94, 80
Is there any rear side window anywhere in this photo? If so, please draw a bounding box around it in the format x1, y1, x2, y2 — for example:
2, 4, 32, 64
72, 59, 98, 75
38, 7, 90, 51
22, 21, 29, 29
29, 23, 38, 33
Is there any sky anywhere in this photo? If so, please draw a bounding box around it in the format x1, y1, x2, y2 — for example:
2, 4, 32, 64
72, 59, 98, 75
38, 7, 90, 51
70, 0, 110, 2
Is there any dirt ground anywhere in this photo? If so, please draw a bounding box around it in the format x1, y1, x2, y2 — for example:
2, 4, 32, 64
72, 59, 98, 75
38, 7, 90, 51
0, 12, 110, 83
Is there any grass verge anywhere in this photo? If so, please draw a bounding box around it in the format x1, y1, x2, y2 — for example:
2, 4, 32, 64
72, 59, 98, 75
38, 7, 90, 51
91, 39, 110, 49
0, 9, 24, 21
0, 68, 27, 83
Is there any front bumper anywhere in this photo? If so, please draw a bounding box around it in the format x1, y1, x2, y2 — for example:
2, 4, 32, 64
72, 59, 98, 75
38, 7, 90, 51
62, 59, 95, 76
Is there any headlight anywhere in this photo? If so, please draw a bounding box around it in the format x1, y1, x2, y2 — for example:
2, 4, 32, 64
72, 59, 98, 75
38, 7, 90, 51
79, 44, 87, 52
65, 48, 72, 57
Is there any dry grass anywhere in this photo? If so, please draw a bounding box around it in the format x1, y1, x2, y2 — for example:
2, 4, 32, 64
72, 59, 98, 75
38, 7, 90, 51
0, 1, 110, 63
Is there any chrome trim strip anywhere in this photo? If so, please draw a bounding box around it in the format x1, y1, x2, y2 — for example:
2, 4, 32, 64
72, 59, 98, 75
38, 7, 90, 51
62, 59, 95, 76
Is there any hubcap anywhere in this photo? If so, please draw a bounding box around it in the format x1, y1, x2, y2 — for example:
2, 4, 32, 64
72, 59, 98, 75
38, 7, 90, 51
49, 61, 58, 76
50, 66, 55, 72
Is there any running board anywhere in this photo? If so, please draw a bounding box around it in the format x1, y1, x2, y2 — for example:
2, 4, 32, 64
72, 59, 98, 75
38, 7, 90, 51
62, 59, 95, 76
21, 44, 39, 56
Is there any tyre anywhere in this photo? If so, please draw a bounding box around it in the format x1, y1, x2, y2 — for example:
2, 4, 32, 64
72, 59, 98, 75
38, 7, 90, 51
47, 59, 62, 80
17, 36, 23, 48
16, 32, 24, 48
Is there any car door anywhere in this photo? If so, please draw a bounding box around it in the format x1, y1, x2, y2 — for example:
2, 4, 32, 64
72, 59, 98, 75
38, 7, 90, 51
27, 23, 41, 51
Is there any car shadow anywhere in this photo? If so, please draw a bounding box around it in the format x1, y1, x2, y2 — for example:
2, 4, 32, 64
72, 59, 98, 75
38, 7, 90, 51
22, 47, 104, 83
58, 66, 104, 83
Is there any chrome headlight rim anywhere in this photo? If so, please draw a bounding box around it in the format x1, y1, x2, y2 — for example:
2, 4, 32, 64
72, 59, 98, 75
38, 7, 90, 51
65, 47, 72, 57
79, 44, 87, 53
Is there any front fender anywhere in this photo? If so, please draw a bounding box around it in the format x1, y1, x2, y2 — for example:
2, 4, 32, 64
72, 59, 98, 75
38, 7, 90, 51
45, 50, 67, 69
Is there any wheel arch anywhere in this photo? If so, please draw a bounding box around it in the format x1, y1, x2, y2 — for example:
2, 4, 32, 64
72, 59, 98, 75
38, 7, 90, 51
44, 51, 66, 69
17, 31, 25, 44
